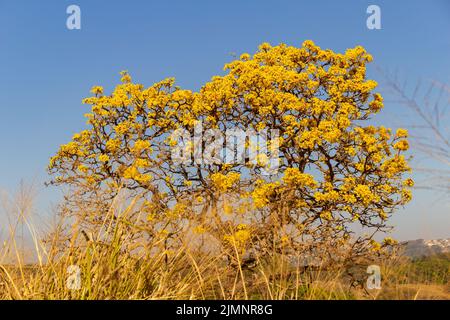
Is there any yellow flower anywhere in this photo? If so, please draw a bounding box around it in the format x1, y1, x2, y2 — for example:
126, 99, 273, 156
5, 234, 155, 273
106, 139, 121, 153
403, 178, 414, 187
383, 237, 398, 246
131, 139, 151, 153
98, 154, 110, 162
115, 122, 131, 135
135, 158, 150, 168
320, 211, 332, 220
123, 166, 139, 179
395, 128, 408, 138
77, 164, 88, 173
223, 203, 233, 215
90, 86, 104, 95
167, 137, 178, 147
394, 140, 409, 151
282, 168, 317, 188
251, 180, 279, 208
255, 153, 269, 166
354, 184, 378, 205
314, 190, 340, 202
135, 174, 152, 184
194, 225, 207, 234
343, 194, 357, 204
378, 210, 387, 220
120, 70, 132, 83
345, 147, 357, 157
224, 224, 251, 248
60, 141, 79, 155
280, 235, 290, 245
210, 172, 240, 192
370, 240, 381, 252
401, 189, 412, 202
240, 53, 251, 61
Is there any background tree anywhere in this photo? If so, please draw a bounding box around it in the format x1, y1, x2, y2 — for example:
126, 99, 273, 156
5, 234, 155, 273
383, 73, 450, 195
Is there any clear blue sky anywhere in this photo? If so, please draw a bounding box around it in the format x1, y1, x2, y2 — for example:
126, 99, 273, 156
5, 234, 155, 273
0, 0, 449, 240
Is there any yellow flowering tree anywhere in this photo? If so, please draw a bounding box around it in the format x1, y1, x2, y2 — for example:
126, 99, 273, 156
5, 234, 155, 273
49, 41, 413, 267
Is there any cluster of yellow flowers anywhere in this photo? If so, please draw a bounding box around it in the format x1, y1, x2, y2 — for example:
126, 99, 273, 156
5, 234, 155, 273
130, 139, 151, 154
394, 140, 409, 151
193, 225, 207, 235
395, 128, 408, 138
123, 166, 151, 184
282, 168, 317, 188
105, 138, 121, 153
223, 224, 251, 251
353, 184, 380, 206
380, 155, 411, 178
98, 154, 110, 163
314, 190, 340, 203
90, 86, 104, 95
251, 180, 279, 208
210, 172, 241, 192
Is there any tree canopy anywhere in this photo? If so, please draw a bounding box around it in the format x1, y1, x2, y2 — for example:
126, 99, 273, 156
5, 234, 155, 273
49, 41, 413, 263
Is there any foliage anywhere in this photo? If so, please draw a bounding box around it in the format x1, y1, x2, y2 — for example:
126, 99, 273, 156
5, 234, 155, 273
48, 41, 413, 267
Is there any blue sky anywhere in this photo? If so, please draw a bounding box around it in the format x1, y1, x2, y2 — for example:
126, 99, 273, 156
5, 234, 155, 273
0, 0, 449, 240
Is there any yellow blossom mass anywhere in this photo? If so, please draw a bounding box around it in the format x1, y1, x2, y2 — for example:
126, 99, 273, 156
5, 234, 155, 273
48, 42, 413, 260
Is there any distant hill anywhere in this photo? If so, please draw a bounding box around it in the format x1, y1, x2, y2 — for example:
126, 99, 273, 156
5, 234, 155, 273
400, 238, 450, 258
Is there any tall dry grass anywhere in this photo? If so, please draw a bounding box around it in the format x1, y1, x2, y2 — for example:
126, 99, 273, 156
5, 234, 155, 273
0, 186, 448, 300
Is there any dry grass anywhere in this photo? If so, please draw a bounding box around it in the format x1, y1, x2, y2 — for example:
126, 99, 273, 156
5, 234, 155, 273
0, 187, 448, 300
